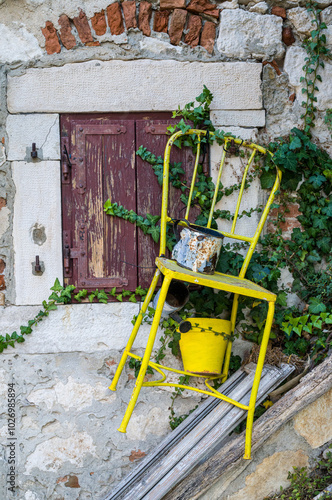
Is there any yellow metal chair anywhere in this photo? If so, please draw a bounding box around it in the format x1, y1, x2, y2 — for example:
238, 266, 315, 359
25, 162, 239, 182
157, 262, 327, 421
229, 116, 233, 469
110, 129, 281, 459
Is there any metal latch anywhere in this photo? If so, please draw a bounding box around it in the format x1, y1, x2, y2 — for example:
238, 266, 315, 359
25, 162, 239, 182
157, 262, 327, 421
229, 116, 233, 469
62, 145, 72, 181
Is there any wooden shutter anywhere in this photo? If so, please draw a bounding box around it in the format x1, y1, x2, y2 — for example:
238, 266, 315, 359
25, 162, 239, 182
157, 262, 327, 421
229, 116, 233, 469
61, 113, 207, 295
62, 117, 137, 291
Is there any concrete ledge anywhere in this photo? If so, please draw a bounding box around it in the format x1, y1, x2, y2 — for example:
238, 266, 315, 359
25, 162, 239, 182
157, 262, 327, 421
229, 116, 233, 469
7, 60, 263, 113
0, 303, 161, 353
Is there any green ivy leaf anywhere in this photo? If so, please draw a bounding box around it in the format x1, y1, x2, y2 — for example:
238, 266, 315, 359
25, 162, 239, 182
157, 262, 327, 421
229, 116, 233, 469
50, 278, 63, 293
308, 298, 326, 314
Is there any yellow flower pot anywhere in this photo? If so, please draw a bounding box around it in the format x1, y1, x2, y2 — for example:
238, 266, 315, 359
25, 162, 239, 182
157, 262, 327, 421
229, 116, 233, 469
179, 318, 231, 376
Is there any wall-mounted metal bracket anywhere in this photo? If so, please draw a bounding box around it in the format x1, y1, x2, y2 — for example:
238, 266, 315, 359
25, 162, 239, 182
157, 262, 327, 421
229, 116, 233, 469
32, 256, 45, 276
31, 143, 38, 159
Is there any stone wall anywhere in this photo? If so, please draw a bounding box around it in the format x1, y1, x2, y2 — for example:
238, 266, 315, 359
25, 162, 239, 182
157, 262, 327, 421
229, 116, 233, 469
0, 0, 332, 498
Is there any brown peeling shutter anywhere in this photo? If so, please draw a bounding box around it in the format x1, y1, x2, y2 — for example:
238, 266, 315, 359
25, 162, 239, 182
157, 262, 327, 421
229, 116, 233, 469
61, 113, 205, 296
62, 117, 137, 291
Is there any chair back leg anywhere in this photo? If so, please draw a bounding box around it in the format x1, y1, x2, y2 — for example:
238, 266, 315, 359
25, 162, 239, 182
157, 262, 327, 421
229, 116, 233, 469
244, 300, 275, 459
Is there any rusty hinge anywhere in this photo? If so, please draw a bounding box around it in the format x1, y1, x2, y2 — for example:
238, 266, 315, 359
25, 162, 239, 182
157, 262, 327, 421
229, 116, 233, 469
63, 245, 80, 277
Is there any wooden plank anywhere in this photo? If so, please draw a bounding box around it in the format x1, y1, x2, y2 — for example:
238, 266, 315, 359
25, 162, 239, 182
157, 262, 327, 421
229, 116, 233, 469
103, 121, 137, 290
103, 364, 293, 500
144, 364, 294, 500
103, 367, 247, 500
164, 355, 332, 500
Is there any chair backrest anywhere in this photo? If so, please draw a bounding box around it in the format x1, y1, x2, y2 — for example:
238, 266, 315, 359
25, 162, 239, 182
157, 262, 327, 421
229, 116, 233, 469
160, 129, 282, 279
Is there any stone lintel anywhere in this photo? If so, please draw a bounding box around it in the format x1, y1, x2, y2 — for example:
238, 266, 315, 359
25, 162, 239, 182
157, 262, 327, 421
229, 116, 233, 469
8, 60, 263, 113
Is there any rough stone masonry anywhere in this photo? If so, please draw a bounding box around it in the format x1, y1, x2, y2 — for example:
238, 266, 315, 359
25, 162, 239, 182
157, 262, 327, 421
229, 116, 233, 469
0, 0, 332, 499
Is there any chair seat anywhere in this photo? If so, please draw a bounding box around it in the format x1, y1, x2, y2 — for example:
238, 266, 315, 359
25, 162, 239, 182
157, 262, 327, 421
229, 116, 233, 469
156, 257, 276, 302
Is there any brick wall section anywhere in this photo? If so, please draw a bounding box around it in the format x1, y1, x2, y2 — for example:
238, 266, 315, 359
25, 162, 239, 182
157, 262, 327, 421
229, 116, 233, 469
268, 201, 303, 239
40, 0, 231, 55
41, 1, 296, 55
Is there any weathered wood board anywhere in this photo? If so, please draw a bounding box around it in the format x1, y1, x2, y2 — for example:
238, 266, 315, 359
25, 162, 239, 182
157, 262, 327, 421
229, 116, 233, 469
103, 363, 294, 500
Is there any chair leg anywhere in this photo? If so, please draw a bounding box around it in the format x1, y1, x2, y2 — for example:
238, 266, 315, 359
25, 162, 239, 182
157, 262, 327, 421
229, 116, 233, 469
221, 294, 239, 382
244, 300, 275, 459
118, 275, 172, 433
109, 269, 161, 392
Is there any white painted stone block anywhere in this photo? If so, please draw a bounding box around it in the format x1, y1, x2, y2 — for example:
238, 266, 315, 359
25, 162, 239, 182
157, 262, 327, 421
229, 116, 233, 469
211, 110, 265, 127
284, 46, 332, 110
217, 10, 284, 60
287, 7, 315, 35
210, 127, 265, 239
7, 60, 263, 113
0, 303, 162, 353
12, 161, 62, 306
0, 24, 42, 64
7, 114, 60, 161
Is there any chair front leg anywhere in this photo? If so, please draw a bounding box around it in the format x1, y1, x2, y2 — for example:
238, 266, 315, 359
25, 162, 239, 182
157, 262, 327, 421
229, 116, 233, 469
118, 275, 172, 433
110, 269, 161, 392
244, 300, 275, 459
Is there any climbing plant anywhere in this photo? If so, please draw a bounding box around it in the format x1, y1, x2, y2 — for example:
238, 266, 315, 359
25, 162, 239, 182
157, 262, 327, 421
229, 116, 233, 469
300, 0, 331, 134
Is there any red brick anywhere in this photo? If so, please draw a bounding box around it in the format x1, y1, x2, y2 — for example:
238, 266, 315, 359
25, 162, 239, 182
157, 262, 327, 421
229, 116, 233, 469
107, 3, 125, 35
282, 27, 295, 46
139, 2, 152, 36
41, 21, 61, 54
204, 9, 219, 19
272, 6, 286, 19
73, 10, 93, 43
160, 0, 186, 9
262, 59, 281, 76
129, 449, 146, 462
268, 202, 302, 235
289, 93, 296, 103
200, 21, 215, 54
154, 11, 170, 32
169, 8, 187, 44
85, 41, 101, 46
0, 275, 5, 290
184, 14, 202, 47
187, 0, 217, 15
91, 10, 107, 36
0, 259, 5, 274
58, 15, 76, 50
0, 197, 6, 209
122, 1, 137, 29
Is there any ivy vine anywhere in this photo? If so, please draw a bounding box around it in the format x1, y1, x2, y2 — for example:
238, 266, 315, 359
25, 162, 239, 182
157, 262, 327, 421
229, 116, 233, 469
301, 1, 331, 134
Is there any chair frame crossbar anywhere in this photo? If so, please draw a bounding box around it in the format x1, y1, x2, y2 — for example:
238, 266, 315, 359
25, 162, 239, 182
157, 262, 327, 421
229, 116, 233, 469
110, 130, 281, 460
